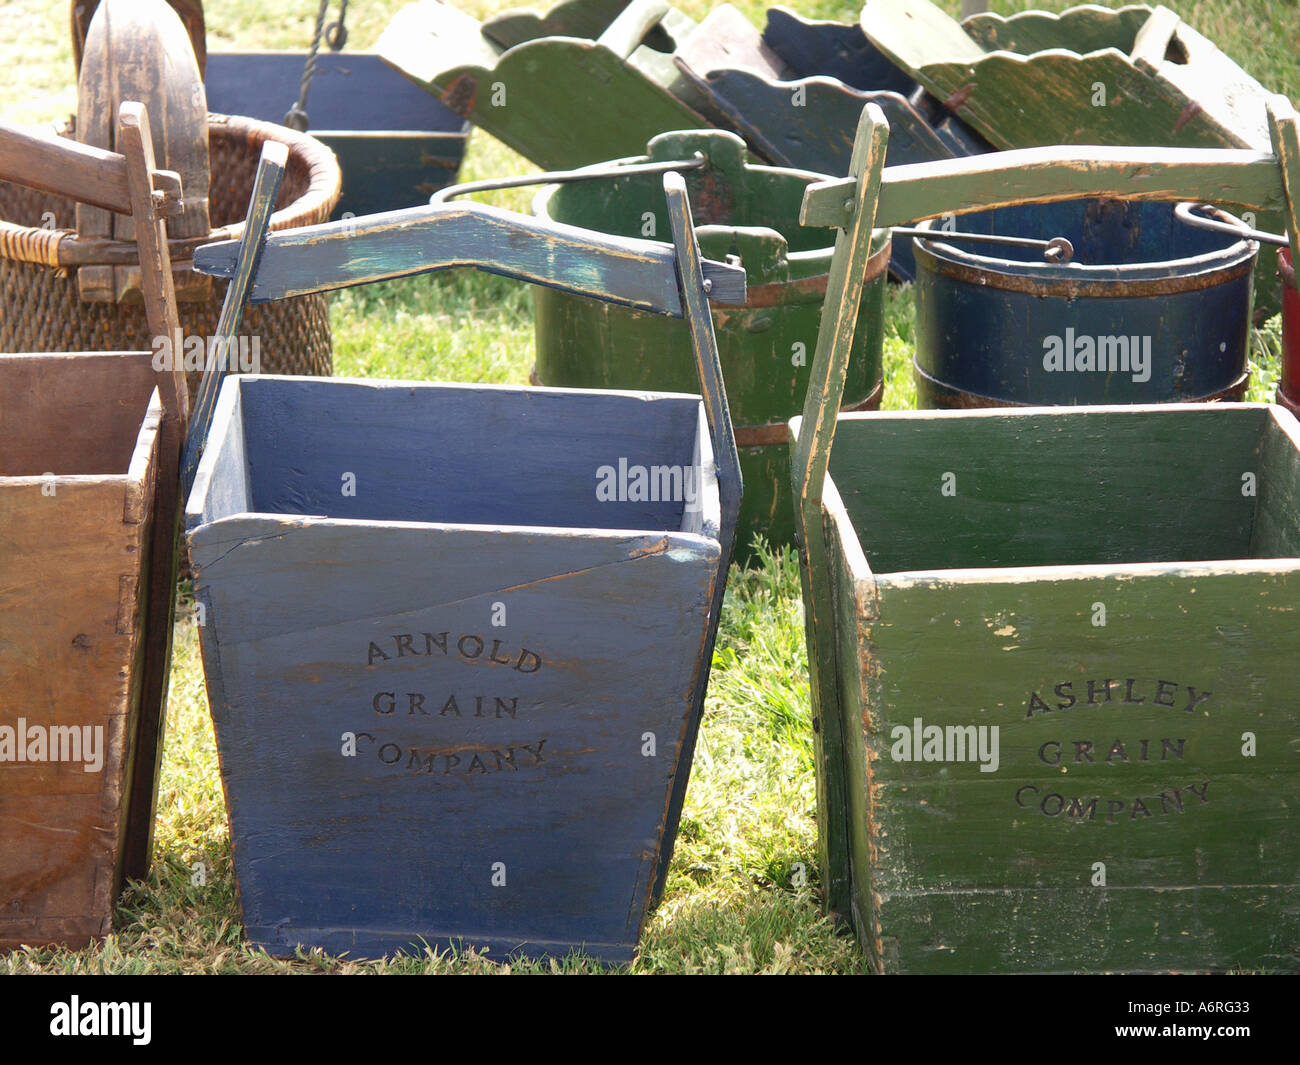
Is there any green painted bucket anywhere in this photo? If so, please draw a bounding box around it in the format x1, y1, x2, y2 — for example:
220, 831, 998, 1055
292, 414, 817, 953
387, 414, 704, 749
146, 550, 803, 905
532, 129, 890, 558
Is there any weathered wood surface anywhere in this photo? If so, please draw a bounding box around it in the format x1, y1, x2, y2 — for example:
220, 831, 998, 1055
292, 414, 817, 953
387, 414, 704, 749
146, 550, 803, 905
186, 160, 739, 959
858, 0, 1285, 310
204, 52, 470, 218
182, 142, 287, 500
793, 102, 1300, 970
72, 0, 207, 75
860, 0, 1271, 150
532, 128, 886, 553
911, 197, 1256, 407
791, 104, 890, 919
671, 5, 989, 281
75, 0, 210, 304
816, 404, 1300, 972
763, 5, 913, 94
0, 352, 163, 951
0, 103, 190, 888
377, 0, 711, 171
185, 374, 729, 961
802, 144, 1288, 231
193, 199, 746, 313
649, 170, 742, 901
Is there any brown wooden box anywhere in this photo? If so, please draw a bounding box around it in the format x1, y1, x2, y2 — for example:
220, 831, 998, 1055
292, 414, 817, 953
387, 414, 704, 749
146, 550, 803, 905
0, 352, 162, 950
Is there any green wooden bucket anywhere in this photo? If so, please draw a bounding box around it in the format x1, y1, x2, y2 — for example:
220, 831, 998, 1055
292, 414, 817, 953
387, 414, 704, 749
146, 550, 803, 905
533, 129, 890, 559
792, 102, 1300, 973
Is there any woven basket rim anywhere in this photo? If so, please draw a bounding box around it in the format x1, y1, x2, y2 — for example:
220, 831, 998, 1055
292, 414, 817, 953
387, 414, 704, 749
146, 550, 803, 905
0, 111, 341, 269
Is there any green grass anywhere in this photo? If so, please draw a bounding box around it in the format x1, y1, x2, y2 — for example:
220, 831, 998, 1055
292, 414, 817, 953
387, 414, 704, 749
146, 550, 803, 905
0, 0, 1293, 974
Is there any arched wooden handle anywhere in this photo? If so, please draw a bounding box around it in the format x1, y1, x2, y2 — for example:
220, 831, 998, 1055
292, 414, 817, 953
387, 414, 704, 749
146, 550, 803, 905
192, 200, 747, 316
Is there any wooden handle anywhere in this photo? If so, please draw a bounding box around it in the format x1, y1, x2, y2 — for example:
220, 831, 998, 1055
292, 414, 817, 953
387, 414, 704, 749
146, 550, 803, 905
597, 0, 671, 59
792, 104, 889, 517
180, 140, 288, 499
1129, 5, 1181, 73
663, 170, 740, 547
191, 202, 747, 316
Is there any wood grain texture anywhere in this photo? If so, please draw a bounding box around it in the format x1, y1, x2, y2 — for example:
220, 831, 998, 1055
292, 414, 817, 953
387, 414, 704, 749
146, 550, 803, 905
182, 142, 287, 501
203, 52, 470, 218
185, 374, 728, 961
112, 103, 190, 880
377, 0, 711, 171
796, 107, 1300, 941
859, 0, 1271, 150
857, 0, 1285, 311
801, 144, 1288, 231
192, 199, 746, 314
670, 5, 991, 281
0, 101, 191, 887
819, 406, 1300, 972
790, 104, 889, 919
0, 352, 162, 950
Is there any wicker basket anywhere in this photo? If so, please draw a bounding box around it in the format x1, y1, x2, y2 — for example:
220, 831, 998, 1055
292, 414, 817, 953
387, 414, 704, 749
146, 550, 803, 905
0, 112, 340, 395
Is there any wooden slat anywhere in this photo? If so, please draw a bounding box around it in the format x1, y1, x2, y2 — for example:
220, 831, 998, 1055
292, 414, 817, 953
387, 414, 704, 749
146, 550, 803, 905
790, 103, 890, 918
801, 144, 1287, 230
181, 141, 289, 501
0, 119, 133, 215
192, 201, 747, 314
649, 171, 743, 901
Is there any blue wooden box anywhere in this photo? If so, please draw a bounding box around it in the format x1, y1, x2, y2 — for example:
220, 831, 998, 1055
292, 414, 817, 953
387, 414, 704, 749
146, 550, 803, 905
187, 376, 722, 962
184, 163, 744, 963
204, 52, 470, 219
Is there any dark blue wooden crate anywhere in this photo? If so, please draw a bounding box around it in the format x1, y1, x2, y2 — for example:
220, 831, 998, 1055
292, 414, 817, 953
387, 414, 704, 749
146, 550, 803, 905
204, 52, 470, 218
186, 376, 724, 962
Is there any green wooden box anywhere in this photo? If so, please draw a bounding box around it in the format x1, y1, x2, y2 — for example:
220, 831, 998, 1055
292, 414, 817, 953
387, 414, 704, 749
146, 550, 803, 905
793, 102, 1300, 973
796, 402, 1300, 973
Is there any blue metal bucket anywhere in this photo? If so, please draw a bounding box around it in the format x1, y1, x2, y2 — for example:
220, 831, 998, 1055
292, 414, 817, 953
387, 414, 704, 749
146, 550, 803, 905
913, 198, 1258, 407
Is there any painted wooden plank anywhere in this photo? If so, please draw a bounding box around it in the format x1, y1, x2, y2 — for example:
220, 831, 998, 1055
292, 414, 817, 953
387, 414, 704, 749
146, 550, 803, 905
790, 104, 889, 919
203, 51, 471, 217
859, 0, 1271, 151
763, 5, 914, 95
181, 141, 287, 500
648, 171, 742, 901
193, 200, 746, 313
961, 3, 1151, 55
801, 144, 1287, 231
377, 0, 711, 171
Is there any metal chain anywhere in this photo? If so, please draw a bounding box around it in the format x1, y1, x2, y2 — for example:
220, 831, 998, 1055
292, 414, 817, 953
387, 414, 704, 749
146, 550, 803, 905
284, 0, 339, 131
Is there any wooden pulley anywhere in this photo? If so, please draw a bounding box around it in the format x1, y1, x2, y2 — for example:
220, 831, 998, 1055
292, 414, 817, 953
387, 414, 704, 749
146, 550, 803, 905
75, 0, 211, 303
71, 0, 207, 76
